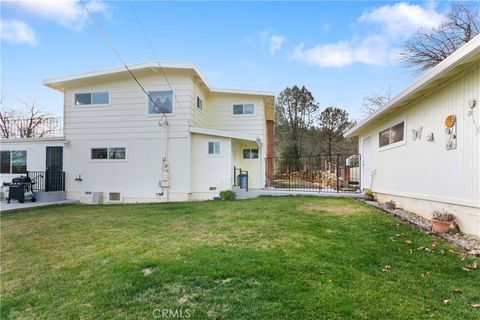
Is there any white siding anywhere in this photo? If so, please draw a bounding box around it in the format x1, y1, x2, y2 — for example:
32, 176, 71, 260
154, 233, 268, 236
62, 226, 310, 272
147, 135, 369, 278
359, 65, 480, 236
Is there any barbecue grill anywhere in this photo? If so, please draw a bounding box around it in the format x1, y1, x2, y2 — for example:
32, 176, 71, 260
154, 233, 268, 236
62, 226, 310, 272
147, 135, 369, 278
6, 176, 36, 203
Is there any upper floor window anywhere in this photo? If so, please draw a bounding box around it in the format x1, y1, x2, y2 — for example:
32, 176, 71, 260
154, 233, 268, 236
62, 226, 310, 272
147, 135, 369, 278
148, 91, 173, 114
0, 150, 27, 174
243, 148, 259, 159
74, 92, 109, 106
379, 121, 405, 148
197, 96, 203, 111
233, 104, 254, 115
91, 147, 126, 160
208, 142, 220, 155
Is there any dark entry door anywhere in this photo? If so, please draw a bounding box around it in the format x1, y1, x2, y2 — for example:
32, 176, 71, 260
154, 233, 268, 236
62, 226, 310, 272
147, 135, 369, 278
45, 146, 64, 191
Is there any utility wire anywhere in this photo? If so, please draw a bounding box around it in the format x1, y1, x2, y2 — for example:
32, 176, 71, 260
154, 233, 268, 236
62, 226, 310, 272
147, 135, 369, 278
79, 0, 168, 125
127, 0, 192, 126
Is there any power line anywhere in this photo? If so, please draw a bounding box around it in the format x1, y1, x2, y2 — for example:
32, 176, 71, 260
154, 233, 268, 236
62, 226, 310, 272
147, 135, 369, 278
79, 0, 168, 125
127, 0, 192, 126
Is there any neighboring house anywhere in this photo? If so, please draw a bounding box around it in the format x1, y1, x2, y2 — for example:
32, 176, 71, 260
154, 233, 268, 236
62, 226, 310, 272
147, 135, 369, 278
346, 36, 480, 238
1, 62, 275, 203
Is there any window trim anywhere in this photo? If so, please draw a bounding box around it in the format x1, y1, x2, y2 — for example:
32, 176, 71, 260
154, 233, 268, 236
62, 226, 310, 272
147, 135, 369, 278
0, 150, 27, 174
207, 141, 221, 156
232, 103, 256, 116
242, 148, 259, 160
90, 146, 127, 162
378, 120, 407, 151
196, 96, 203, 112
73, 90, 111, 107
145, 90, 175, 117
107, 192, 123, 203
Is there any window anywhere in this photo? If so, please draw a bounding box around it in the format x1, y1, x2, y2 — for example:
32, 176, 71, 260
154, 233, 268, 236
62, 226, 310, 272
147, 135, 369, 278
74, 92, 109, 106
148, 91, 173, 114
243, 148, 259, 159
0, 150, 27, 174
91, 147, 126, 160
108, 192, 121, 202
197, 96, 203, 111
233, 103, 254, 115
208, 142, 220, 155
379, 122, 405, 148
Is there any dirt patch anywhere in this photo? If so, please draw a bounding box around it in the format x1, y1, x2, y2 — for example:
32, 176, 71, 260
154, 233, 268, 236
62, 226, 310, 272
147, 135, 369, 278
298, 200, 365, 216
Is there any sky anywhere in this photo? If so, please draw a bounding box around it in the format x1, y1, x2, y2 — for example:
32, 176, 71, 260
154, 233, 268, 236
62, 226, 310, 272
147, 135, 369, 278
1, 0, 457, 120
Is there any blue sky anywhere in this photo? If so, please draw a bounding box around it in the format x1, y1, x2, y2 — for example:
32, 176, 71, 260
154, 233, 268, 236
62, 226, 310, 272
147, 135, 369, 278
1, 1, 455, 120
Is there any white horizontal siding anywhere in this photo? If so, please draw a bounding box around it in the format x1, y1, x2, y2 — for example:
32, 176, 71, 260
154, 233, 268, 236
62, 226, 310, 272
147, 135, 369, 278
360, 65, 479, 206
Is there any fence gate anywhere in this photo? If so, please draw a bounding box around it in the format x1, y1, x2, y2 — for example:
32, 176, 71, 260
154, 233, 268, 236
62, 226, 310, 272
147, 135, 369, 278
265, 154, 361, 193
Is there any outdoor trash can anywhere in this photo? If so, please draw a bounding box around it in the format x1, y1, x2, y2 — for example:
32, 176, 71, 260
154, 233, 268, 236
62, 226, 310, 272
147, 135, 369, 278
238, 174, 248, 189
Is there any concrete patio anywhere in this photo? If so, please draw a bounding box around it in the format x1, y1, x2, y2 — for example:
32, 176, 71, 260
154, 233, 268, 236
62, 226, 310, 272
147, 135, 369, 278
0, 200, 78, 213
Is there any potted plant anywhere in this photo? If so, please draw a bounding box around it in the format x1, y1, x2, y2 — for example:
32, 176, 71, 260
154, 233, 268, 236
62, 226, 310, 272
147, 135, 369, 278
364, 188, 374, 201
431, 210, 455, 233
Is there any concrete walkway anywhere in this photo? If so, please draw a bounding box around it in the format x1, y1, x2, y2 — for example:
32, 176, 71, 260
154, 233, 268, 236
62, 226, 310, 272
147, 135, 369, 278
0, 200, 78, 213
236, 189, 361, 199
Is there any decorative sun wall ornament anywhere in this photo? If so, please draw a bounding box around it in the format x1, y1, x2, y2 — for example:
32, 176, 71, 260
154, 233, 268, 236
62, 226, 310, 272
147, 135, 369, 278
412, 126, 423, 141
445, 114, 457, 150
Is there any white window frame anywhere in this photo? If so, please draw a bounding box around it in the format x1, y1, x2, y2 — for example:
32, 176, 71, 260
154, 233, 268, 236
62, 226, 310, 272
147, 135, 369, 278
207, 141, 221, 156
232, 103, 256, 116
242, 148, 259, 159
73, 90, 110, 107
0, 150, 27, 174
196, 96, 203, 112
146, 90, 175, 116
378, 120, 407, 151
90, 147, 127, 162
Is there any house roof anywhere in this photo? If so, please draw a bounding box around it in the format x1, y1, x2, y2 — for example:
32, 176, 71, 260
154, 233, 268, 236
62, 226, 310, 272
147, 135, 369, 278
345, 34, 480, 137
190, 127, 259, 142
43, 61, 276, 98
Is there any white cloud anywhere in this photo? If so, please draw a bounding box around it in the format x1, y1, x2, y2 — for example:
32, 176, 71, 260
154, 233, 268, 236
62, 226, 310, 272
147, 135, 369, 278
269, 35, 286, 55
359, 2, 443, 39
291, 2, 445, 68
0, 19, 37, 45
4, 0, 111, 31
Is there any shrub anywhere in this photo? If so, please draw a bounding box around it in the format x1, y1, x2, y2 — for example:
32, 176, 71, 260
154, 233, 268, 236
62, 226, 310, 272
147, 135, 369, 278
219, 190, 236, 201
364, 188, 374, 196
432, 210, 455, 222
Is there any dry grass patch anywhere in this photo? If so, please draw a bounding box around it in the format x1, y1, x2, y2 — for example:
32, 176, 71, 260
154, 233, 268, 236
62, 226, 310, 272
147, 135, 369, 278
298, 199, 367, 216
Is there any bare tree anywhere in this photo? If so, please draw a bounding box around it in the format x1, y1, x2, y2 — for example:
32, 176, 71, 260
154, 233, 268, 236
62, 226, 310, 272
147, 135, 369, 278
361, 86, 392, 116
0, 101, 60, 138
400, 3, 479, 72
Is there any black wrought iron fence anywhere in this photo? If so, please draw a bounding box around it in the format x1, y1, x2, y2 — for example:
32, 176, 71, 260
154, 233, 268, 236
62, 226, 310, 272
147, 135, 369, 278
265, 154, 360, 193
27, 170, 65, 191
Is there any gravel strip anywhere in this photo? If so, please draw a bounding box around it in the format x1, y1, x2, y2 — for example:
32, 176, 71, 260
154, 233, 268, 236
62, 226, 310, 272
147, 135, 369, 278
356, 198, 480, 256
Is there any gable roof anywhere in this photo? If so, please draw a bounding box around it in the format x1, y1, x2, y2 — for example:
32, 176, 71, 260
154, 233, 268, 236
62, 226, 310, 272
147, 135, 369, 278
43, 61, 276, 98
345, 35, 480, 137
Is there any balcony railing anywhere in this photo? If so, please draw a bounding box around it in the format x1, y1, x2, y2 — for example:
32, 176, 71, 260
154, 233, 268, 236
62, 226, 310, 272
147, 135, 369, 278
1, 117, 63, 139
27, 170, 65, 192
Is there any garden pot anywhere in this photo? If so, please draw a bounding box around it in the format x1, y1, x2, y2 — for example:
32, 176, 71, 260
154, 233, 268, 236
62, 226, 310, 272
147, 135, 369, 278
431, 219, 452, 233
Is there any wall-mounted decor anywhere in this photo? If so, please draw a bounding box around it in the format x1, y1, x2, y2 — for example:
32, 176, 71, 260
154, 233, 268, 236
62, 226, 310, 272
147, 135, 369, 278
445, 114, 457, 150
412, 126, 423, 141
426, 132, 434, 142
467, 99, 479, 134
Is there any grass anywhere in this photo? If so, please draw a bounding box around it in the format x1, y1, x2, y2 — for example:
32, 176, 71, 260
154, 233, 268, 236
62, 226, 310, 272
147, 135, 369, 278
1, 196, 479, 319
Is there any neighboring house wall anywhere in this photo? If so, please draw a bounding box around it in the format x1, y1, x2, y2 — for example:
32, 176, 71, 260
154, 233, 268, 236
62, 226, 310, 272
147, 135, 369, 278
359, 65, 480, 237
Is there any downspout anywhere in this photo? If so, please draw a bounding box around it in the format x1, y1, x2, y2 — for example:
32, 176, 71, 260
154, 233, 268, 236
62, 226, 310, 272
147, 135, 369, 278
256, 137, 264, 190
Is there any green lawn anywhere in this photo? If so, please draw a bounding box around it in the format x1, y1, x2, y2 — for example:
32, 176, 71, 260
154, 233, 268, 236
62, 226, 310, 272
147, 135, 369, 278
1, 197, 479, 319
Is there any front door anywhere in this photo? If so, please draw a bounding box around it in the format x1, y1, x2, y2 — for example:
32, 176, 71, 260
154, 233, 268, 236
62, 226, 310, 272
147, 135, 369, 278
361, 137, 372, 190
45, 146, 63, 191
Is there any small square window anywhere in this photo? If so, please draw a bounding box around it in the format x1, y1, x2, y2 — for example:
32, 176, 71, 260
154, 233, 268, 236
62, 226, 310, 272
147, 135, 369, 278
233, 104, 244, 115
75, 93, 91, 105
108, 148, 126, 160
109, 192, 121, 202
243, 148, 259, 159
75, 92, 109, 106
92, 92, 109, 104
379, 121, 405, 148
148, 91, 173, 114
244, 104, 254, 114
197, 96, 203, 111
91, 148, 108, 159
208, 142, 220, 155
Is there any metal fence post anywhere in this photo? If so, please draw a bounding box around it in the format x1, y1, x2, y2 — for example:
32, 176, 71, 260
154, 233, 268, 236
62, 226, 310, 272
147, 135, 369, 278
336, 154, 340, 193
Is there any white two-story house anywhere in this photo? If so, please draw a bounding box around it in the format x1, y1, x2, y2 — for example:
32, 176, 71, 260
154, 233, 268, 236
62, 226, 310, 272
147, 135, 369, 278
1, 62, 275, 203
